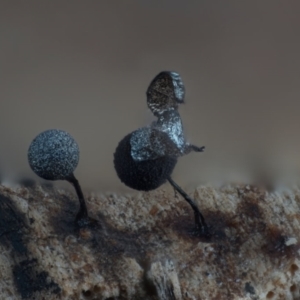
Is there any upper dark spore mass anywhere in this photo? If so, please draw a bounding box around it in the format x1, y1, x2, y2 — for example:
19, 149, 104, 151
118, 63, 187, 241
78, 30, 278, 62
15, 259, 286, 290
28, 129, 79, 180
114, 131, 177, 191
146, 71, 185, 116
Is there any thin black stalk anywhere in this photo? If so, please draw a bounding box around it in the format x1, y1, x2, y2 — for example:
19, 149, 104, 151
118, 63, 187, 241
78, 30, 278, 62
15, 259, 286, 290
66, 173, 89, 225
167, 176, 209, 236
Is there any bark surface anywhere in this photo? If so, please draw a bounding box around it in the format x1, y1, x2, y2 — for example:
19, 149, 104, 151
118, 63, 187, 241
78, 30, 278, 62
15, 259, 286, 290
0, 182, 299, 300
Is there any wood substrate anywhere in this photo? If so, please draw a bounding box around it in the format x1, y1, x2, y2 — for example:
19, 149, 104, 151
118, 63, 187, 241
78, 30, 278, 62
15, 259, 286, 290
0, 182, 299, 300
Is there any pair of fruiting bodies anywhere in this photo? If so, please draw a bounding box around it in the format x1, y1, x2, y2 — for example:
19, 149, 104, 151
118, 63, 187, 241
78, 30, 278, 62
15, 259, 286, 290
28, 72, 208, 236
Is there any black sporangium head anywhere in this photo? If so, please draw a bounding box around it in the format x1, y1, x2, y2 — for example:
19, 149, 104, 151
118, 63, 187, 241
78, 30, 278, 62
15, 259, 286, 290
114, 71, 209, 236
28, 129, 92, 227
114, 129, 178, 191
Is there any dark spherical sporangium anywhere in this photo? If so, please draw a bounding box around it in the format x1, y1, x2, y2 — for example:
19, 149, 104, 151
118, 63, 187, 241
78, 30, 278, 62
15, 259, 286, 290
28, 129, 79, 180
114, 71, 208, 236
114, 130, 177, 191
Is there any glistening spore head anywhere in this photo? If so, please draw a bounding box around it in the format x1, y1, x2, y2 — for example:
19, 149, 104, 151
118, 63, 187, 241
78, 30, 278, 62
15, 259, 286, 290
130, 127, 182, 161
146, 71, 185, 116
28, 129, 79, 180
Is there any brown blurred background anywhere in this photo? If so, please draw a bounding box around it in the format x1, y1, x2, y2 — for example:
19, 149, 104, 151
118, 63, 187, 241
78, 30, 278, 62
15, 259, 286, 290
1, 1, 300, 192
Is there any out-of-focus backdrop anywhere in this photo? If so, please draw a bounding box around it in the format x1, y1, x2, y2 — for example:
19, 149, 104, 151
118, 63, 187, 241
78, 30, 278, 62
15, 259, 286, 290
1, 1, 300, 192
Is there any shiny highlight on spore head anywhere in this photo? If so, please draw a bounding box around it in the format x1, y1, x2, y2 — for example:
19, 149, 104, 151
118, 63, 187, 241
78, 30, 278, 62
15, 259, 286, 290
146, 71, 185, 116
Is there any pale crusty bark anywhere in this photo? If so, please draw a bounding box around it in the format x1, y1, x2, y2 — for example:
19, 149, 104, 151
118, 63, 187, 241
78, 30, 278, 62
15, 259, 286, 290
0, 182, 299, 300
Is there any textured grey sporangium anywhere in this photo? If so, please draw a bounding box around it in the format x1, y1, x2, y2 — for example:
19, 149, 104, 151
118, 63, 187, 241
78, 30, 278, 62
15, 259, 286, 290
28, 129, 79, 180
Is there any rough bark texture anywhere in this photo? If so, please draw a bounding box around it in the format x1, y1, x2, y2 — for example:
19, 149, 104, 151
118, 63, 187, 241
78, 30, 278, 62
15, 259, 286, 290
0, 182, 299, 300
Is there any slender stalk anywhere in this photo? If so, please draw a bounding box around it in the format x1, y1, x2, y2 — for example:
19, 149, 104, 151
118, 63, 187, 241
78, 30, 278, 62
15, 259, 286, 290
66, 173, 89, 225
167, 176, 209, 236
